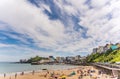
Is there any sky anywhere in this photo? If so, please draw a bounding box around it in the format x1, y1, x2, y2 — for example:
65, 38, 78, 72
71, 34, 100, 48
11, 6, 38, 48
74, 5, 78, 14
0, 0, 120, 61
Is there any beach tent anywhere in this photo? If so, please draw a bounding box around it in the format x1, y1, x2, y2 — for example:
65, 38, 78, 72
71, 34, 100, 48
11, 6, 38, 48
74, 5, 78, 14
68, 71, 76, 77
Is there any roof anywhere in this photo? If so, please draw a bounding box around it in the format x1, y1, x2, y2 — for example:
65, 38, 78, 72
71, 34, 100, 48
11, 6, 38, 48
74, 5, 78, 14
110, 45, 118, 50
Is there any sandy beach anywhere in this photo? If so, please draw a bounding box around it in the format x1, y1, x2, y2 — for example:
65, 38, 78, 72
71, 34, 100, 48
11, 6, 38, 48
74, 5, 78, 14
0, 66, 117, 79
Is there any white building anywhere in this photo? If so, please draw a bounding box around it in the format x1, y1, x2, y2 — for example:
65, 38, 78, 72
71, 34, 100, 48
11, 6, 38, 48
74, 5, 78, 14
56, 57, 64, 63
97, 46, 104, 53
103, 44, 111, 53
66, 56, 75, 62
75, 55, 81, 60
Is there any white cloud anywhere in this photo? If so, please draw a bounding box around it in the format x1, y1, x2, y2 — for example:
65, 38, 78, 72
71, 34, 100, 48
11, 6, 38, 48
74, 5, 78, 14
0, 0, 66, 48
78, 0, 120, 44
54, 0, 120, 52
53, 0, 78, 16
0, 0, 120, 60
90, 0, 109, 8
40, 4, 52, 13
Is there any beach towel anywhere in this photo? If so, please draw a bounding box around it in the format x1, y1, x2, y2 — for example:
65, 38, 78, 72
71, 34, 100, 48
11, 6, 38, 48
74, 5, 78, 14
59, 76, 67, 79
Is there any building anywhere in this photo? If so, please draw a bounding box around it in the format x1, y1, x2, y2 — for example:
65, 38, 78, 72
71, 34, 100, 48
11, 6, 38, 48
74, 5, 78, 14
65, 56, 76, 64
97, 46, 104, 53
103, 44, 111, 53
92, 48, 98, 53
20, 59, 27, 63
75, 55, 81, 60
56, 57, 64, 63
110, 45, 118, 50
116, 43, 120, 49
56, 57, 60, 62
49, 56, 55, 62
92, 42, 120, 55
66, 56, 75, 61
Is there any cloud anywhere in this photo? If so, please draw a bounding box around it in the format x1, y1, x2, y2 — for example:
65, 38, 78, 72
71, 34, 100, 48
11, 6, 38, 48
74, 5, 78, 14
79, 0, 120, 43
0, 0, 65, 46
40, 4, 52, 14
0, 43, 57, 61
0, 0, 120, 61
90, 0, 109, 8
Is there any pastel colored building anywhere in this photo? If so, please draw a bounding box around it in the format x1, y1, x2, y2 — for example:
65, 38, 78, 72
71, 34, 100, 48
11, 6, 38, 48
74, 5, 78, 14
97, 46, 104, 53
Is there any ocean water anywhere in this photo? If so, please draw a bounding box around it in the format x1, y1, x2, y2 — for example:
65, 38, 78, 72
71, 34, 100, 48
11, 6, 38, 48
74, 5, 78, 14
0, 62, 79, 74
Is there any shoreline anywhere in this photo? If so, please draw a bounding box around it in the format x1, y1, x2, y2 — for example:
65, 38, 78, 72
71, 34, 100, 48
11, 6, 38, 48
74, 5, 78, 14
0, 66, 83, 79
0, 70, 41, 77
0, 66, 79, 77
0, 64, 80, 76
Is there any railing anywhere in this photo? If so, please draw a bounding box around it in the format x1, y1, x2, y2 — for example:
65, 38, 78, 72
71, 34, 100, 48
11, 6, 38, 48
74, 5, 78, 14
93, 63, 120, 70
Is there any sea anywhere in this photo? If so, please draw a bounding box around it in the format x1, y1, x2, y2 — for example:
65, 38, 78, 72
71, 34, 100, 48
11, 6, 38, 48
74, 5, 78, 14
0, 62, 79, 75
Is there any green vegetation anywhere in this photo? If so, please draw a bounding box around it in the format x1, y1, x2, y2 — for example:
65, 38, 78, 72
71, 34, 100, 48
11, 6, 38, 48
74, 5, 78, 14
27, 56, 48, 63
86, 49, 120, 63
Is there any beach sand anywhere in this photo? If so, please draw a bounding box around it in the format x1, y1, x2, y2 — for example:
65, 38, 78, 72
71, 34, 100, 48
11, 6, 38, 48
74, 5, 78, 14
0, 66, 115, 79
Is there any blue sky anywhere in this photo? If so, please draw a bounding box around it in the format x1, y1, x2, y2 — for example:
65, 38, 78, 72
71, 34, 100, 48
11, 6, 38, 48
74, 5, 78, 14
0, 0, 120, 61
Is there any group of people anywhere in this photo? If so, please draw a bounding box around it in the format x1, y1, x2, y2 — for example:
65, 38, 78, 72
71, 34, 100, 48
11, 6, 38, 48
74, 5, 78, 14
3, 66, 118, 79
3, 71, 24, 79
42, 70, 68, 79
75, 67, 95, 79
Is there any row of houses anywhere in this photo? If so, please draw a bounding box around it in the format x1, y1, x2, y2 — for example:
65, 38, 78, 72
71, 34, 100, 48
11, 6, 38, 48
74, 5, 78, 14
30, 55, 86, 65
92, 43, 120, 54
56, 55, 86, 64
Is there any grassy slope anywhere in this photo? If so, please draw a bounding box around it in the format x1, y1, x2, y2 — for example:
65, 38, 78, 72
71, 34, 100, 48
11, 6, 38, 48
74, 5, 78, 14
87, 49, 120, 63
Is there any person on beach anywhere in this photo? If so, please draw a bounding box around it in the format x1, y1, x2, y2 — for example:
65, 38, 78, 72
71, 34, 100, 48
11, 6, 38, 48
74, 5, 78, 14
44, 73, 47, 78
15, 73, 17, 79
79, 75, 84, 79
32, 70, 35, 75
77, 70, 80, 74
9, 76, 11, 79
80, 73, 83, 79
55, 75, 58, 79
50, 72, 54, 78
47, 70, 49, 74
21, 72, 24, 75
98, 70, 102, 75
4, 73, 6, 78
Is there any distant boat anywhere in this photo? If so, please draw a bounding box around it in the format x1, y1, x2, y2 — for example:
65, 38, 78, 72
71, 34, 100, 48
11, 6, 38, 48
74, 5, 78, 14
42, 69, 47, 70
